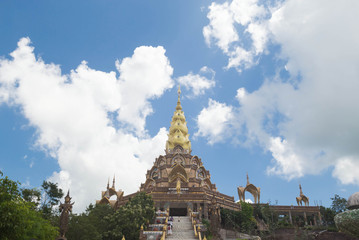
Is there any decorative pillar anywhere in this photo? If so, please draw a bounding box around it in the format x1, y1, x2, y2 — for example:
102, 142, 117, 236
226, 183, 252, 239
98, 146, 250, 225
303, 212, 308, 225
314, 215, 317, 226
139, 225, 146, 240
204, 203, 209, 219
318, 212, 322, 225
288, 211, 293, 225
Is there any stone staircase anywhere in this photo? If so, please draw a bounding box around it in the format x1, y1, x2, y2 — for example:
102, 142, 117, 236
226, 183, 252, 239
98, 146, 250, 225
167, 216, 197, 240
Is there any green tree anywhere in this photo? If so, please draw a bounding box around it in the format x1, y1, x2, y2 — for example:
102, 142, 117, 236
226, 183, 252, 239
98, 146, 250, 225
253, 203, 278, 230
41, 180, 64, 219
21, 187, 41, 207
66, 204, 114, 240
319, 206, 336, 226
220, 202, 256, 234
103, 192, 155, 240
0, 171, 58, 240
239, 201, 256, 233
331, 194, 347, 214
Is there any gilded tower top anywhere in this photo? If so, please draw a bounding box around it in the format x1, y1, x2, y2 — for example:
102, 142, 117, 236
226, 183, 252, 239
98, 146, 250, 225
166, 86, 191, 153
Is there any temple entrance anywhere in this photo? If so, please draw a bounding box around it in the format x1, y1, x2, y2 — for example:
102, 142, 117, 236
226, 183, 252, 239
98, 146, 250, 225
170, 208, 187, 216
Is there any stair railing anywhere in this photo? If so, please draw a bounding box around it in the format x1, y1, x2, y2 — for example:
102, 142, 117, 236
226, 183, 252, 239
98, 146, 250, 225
190, 211, 203, 240
160, 223, 166, 240
139, 209, 169, 240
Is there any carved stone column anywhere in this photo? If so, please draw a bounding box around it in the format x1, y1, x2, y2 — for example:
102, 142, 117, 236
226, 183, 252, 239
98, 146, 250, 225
204, 202, 209, 219
303, 212, 308, 225
197, 203, 202, 221
318, 212, 322, 225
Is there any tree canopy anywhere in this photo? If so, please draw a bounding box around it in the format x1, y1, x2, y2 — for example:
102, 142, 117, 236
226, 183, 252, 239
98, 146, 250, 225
67, 192, 155, 240
0, 171, 58, 240
331, 194, 347, 214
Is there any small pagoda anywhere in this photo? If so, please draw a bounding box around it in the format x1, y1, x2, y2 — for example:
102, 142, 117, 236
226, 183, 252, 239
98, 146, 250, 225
98, 87, 239, 217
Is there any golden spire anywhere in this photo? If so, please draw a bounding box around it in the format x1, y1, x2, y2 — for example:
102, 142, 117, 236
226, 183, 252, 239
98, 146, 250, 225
166, 86, 191, 152
176, 86, 182, 111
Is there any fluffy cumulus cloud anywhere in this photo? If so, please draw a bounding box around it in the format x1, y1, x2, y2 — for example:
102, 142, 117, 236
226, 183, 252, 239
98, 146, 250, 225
0, 38, 174, 211
198, 0, 359, 185
203, 0, 268, 71
195, 99, 234, 144
116, 46, 173, 134
177, 66, 216, 97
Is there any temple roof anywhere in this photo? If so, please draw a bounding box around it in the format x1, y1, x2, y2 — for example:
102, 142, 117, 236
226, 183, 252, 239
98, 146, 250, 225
166, 86, 191, 152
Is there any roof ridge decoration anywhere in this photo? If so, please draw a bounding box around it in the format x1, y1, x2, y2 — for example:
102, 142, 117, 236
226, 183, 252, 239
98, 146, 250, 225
237, 173, 261, 204
166, 86, 191, 153
296, 184, 309, 206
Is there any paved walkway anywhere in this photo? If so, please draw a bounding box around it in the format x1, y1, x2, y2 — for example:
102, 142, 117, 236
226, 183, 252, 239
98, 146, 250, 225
167, 216, 197, 240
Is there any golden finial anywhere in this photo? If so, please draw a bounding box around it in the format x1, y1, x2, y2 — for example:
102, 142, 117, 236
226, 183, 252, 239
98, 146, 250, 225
203, 236, 207, 240
176, 85, 182, 111
107, 178, 110, 189
122, 236, 125, 240
140, 225, 143, 230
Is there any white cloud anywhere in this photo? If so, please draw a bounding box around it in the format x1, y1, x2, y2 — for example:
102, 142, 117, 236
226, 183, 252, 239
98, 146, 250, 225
231, 0, 266, 25
0, 38, 173, 212
227, 46, 254, 71
266, 137, 303, 180
203, 2, 238, 53
332, 157, 359, 185
203, 0, 269, 71
177, 66, 215, 97
245, 198, 253, 203
116, 46, 174, 134
198, 0, 359, 185
235, 87, 246, 102
195, 99, 234, 144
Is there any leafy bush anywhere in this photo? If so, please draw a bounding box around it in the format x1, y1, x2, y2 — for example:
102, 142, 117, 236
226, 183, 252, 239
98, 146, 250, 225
220, 202, 256, 234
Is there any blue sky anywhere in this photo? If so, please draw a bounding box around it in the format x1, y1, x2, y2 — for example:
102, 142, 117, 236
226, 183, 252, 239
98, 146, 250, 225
1, 0, 358, 212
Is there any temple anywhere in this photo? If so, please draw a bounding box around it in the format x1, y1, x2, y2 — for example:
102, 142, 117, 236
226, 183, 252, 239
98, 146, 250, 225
97, 86, 239, 216
96, 87, 321, 227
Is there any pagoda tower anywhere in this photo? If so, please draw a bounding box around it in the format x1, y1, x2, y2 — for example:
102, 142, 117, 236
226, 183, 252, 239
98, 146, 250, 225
166, 86, 191, 154
98, 87, 239, 216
